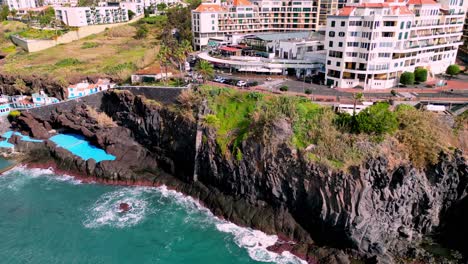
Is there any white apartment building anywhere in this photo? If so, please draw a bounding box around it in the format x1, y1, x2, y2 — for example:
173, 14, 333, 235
55, 4, 129, 26
44, 0, 78, 7
5, 0, 36, 10
325, 0, 466, 90
192, 0, 324, 50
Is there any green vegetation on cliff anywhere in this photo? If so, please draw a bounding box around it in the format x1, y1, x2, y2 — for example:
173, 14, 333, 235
200, 86, 462, 170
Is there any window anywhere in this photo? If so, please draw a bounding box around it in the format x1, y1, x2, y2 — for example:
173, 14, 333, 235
329, 41, 333, 47
336, 61, 341, 67
338, 32, 345, 37
404, 32, 408, 39
398, 32, 402, 40
328, 50, 343, 58
338, 42, 343, 47
341, 21, 345, 27
331, 21, 335, 27
400, 21, 404, 29
329, 31, 335, 37
327, 60, 331, 65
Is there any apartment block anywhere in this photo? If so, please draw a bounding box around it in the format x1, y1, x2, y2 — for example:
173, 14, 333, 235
192, 0, 323, 50
44, 0, 78, 6
325, 0, 466, 90
5, 0, 37, 10
55, 4, 129, 26
459, 11, 468, 62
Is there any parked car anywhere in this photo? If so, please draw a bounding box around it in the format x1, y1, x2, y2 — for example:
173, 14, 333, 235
237, 81, 247, 87
213, 76, 226, 83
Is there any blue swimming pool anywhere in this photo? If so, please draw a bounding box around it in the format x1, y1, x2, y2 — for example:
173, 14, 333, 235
0, 131, 43, 148
49, 134, 116, 163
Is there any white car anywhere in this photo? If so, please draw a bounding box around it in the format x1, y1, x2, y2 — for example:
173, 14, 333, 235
213, 76, 226, 83
236, 81, 247, 87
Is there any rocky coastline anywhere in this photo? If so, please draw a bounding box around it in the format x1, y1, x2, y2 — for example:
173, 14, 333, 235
1, 89, 467, 264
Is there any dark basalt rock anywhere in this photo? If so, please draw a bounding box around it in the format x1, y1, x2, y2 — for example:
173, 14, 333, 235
9, 90, 468, 263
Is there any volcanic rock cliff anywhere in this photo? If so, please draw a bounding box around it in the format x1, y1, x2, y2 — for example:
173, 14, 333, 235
8, 89, 468, 263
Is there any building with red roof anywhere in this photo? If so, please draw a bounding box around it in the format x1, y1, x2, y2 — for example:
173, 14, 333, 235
191, 0, 337, 50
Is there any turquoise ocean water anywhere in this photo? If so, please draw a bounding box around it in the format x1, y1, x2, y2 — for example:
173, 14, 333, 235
0, 166, 304, 264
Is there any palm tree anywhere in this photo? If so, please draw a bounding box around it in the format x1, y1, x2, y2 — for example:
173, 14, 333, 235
352, 92, 364, 116
175, 40, 193, 72
196, 60, 214, 83
156, 45, 170, 84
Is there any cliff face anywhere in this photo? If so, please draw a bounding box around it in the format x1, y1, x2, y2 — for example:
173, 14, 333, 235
197, 115, 467, 257
9, 90, 468, 263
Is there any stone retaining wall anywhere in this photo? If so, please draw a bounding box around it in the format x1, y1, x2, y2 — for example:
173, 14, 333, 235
11, 15, 143, 53
29, 86, 186, 120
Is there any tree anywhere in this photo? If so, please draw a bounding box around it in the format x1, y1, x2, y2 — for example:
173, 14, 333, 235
38, 7, 55, 28
128, 10, 136, 20
156, 45, 171, 84
446, 64, 460, 79
135, 24, 148, 39
0, 5, 9, 21
414, 68, 428, 83
195, 60, 214, 82
156, 2, 167, 11
174, 40, 193, 72
399, 71, 415, 86
355, 102, 398, 135
352, 92, 364, 116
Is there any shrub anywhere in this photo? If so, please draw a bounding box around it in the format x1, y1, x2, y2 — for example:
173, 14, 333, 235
86, 106, 116, 128
399, 72, 415, 85
202, 114, 220, 128
446, 64, 460, 78
279, 85, 288, 91
106, 25, 135, 38
354, 102, 398, 135
81, 42, 99, 49
55, 58, 81, 67
8, 110, 21, 120
396, 106, 452, 167
390, 89, 397, 96
305, 89, 312, 94
414, 68, 428, 82
134, 24, 148, 39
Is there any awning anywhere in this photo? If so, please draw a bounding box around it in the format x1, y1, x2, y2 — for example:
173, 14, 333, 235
219, 46, 240, 52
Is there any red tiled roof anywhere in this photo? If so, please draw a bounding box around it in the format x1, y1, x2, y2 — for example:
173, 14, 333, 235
358, 3, 389, 7
337, 6, 355, 16
219, 46, 241, 52
392, 6, 413, 15
407, 0, 438, 4
134, 65, 176, 75
194, 3, 226, 12
233, 0, 252, 6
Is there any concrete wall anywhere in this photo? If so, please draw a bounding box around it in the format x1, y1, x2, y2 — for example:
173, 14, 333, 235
117, 86, 187, 104
28, 86, 186, 120
11, 15, 143, 53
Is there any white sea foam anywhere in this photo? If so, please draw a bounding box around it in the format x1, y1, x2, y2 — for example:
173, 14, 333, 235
155, 185, 306, 264
83, 187, 154, 228
2, 165, 306, 264
83, 184, 306, 263
2, 165, 83, 185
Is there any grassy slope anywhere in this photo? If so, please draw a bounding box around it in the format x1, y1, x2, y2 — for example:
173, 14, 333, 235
201, 85, 463, 170
0, 22, 160, 83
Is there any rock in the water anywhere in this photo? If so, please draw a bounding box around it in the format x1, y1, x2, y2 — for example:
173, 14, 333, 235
119, 203, 131, 212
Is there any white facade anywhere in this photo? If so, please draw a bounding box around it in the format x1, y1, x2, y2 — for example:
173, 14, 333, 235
325, 0, 466, 90
55, 5, 129, 27
44, 0, 78, 7
5, 0, 36, 10
192, 0, 327, 50
67, 79, 114, 99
